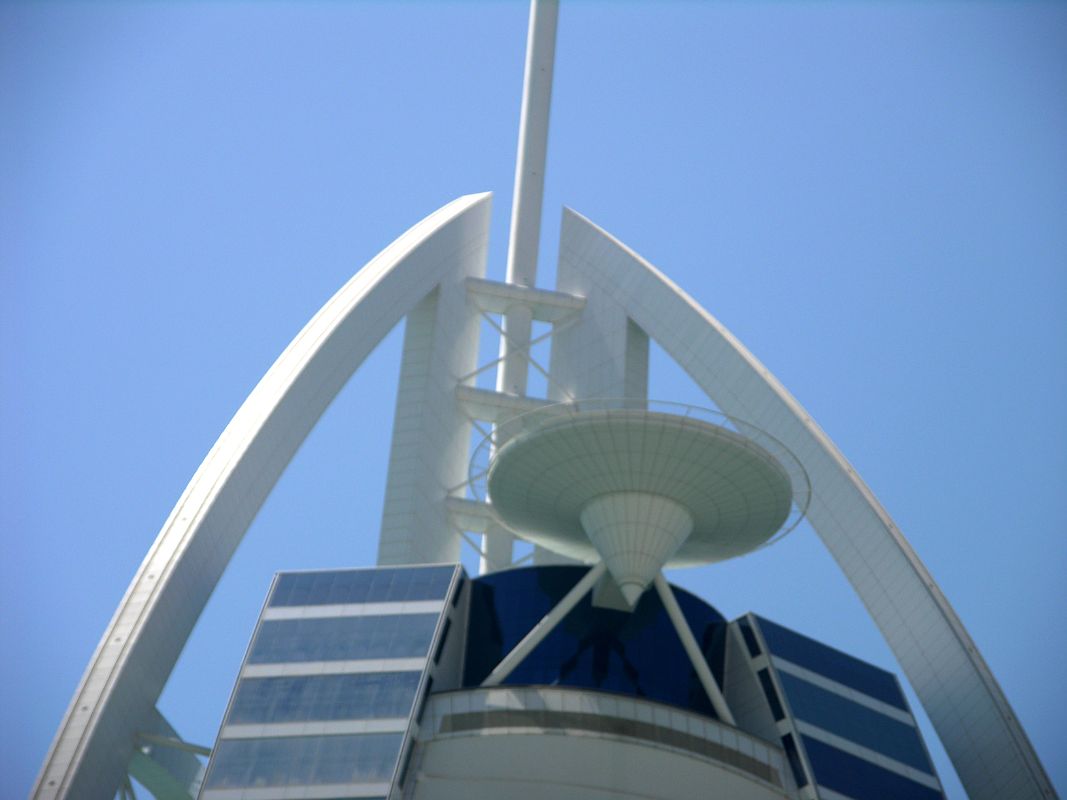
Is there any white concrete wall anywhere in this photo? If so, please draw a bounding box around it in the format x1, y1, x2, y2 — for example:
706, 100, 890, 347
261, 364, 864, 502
408, 687, 794, 800
411, 735, 791, 800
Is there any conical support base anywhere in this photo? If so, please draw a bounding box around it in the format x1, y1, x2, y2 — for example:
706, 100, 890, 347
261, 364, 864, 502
579, 492, 694, 608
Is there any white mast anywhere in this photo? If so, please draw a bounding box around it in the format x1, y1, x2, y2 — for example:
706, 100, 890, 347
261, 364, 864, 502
482, 0, 560, 571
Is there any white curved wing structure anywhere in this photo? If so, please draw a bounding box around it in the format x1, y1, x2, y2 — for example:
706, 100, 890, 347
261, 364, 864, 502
554, 207, 1055, 800
33, 190, 1055, 800
32, 193, 492, 800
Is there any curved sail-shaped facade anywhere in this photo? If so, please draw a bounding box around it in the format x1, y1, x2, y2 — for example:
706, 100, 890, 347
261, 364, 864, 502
31, 1, 1057, 797
551, 208, 1057, 800
34, 196, 1056, 800
32, 193, 492, 800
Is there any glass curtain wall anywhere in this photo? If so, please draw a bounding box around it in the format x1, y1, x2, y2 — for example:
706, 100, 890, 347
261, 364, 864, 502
200, 565, 457, 799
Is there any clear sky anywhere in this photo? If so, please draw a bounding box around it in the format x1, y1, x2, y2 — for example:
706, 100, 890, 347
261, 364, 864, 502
3, 2, 1064, 798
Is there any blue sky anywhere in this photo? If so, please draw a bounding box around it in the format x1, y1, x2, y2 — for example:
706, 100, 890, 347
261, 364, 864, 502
3, 2, 1064, 797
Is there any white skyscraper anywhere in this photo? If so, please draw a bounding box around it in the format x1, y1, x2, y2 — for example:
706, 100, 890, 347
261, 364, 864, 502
32, 4, 1058, 800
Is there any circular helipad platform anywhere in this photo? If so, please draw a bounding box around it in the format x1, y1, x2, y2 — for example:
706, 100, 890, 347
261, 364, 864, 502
486, 408, 797, 568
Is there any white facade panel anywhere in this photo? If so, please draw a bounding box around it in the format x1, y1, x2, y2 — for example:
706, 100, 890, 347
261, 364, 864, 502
409, 687, 793, 800
411, 734, 788, 800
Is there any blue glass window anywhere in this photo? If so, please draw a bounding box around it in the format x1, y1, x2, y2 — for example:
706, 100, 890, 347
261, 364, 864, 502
226, 672, 421, 725
780, 733, 808, 788
777, 671, 932, 773
269, 565, 456, 607
463, 566, 727, 718
248, 614, 439, 664
754, 616, 907, 710
757, 669, 785, 722
205, 733, 403, 789
433, 618, 452, 665
739, 618, 762, 657
803, 736, 944, 800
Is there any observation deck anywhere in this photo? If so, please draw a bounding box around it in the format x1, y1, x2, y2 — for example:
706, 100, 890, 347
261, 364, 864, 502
473, 400, 810, 606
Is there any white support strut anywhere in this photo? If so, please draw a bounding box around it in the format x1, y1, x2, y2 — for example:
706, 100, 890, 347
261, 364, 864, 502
483, 0, 561, 573
653, 574, 736, 726
505, 0, 558, 290
482, 561, 606, 687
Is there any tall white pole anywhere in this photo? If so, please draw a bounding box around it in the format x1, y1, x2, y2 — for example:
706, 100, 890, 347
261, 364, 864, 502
504, 0, 558, 292
654, 574, 736, 725
482, 562, 605, 686
483, 0, 560, 572
496, 0, 559, 396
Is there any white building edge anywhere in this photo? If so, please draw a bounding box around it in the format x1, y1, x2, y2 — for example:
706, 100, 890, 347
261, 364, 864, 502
33, 3, 1056, 799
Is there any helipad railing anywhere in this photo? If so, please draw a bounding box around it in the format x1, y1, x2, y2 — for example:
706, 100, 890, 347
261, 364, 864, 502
468, 397, 812, 554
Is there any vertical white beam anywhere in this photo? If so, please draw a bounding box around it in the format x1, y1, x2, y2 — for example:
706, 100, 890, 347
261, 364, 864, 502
654, 574, 736, 726
378, 241, 486, 566
482, 562, 606, 686
498, 0, 560, 393
483, 0, 560, 573
505, 0, 559, 290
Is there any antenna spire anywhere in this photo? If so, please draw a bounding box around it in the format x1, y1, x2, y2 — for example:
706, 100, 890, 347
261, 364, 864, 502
505, 0, 559, 289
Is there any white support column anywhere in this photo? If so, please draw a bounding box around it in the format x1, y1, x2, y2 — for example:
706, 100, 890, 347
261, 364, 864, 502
482, 561, 606, 686
505, 0, 558, 290
483, 0, 560, 573
497, 0, 560, 390
379, 273, 483, 566
654, 574, 736, 726
479, 521, 516, 574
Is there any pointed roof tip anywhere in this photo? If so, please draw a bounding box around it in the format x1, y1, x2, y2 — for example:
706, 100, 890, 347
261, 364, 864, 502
620, 582, 645, 608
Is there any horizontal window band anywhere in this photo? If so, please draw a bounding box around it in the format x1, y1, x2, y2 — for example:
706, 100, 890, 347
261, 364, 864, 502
771, 658, 914, 724
248, 614, 440, 664
225, 671, 422, 727
203, 733, 403, 793
268, 565, 457, 607
754, 616, 907, 710
801, 734, 944, 800
795, 722, 941, 790
779, 671, 931, 773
